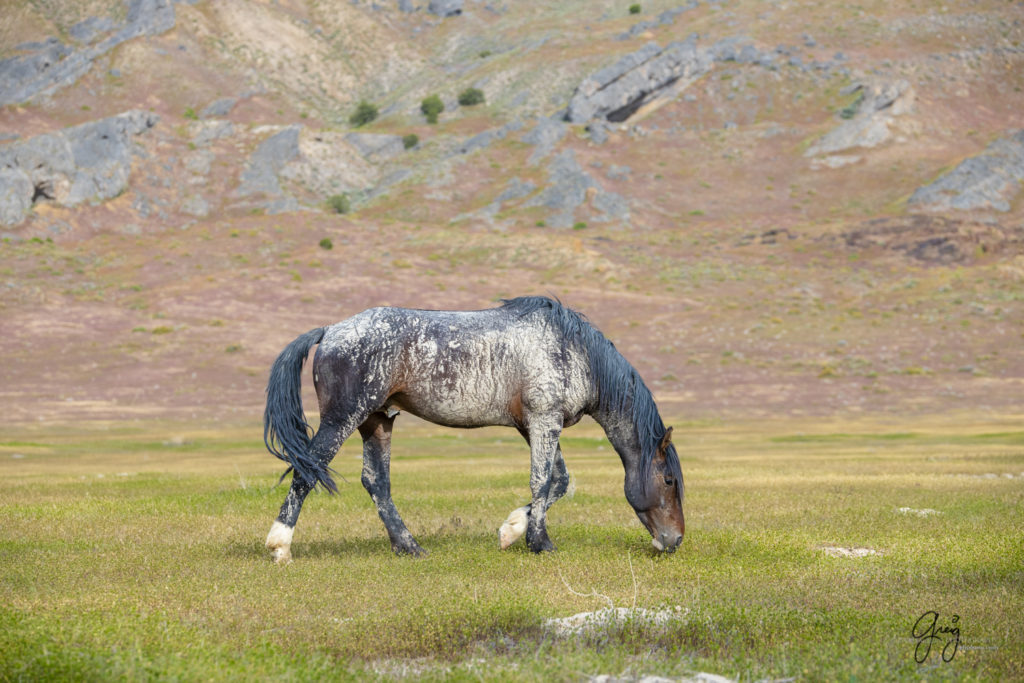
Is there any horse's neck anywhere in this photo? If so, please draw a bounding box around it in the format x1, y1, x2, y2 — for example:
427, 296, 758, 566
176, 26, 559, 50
592, 406, 639, 463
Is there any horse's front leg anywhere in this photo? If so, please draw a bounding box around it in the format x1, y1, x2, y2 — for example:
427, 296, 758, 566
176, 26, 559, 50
525, 416, 562, 553
499, 443, 569, 550
359, 412, 426, 557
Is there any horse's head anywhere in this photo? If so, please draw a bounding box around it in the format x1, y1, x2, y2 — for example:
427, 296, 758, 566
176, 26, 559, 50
629, 427, 685, 553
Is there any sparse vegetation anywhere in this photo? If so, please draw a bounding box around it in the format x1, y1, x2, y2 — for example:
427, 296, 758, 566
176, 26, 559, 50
183, 106, 198, 120
0, 420, 1020, 679
402, 133, 419, 149
327, 194, 350, 214
349, 100, 378, 127
629, 3, 641, 14
421, 94, 444, 124
319, 237, 333, 250
839, 91, 865, 119
457, 87, 485, 106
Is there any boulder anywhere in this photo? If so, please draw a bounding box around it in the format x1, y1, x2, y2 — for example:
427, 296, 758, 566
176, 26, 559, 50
908, 130, 1024, 212
427, 0, 463, 17
0, 110, 158, 226
237, 127, 302, 197
805, 80, 914, 157
117, 0, 176, 41
0, 168, 34, 226
199, 98, 237, 119
566, 37, 712, 124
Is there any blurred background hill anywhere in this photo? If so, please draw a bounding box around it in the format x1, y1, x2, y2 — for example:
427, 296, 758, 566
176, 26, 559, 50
1, 0, 1022, 423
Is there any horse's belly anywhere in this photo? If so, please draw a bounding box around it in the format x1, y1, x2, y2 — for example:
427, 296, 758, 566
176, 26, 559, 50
387, 389, 516, 428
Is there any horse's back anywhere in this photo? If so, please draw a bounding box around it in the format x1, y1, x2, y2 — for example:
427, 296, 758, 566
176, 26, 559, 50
313, 305, 593, 428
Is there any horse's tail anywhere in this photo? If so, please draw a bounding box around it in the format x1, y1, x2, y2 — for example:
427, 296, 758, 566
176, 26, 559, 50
263, 327, 337, 492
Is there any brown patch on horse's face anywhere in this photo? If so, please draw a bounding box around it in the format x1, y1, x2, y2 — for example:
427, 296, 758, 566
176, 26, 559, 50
635, 427, 685, 552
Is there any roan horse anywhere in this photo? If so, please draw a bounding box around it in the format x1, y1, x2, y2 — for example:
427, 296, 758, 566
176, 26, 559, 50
263, 296, 684, 563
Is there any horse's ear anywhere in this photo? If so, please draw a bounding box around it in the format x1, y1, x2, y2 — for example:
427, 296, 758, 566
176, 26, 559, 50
659, 427, 674, 451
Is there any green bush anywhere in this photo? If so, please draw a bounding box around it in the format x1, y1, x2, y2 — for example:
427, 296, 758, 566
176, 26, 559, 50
457, 87, 485, 106
349, 101, 378, 127
183, 107, 198, 120
319, 238, 334, 250
421, 94, 444, 124
327, 194, 350, 214
402, 133, 419, 149
629, 3, 641, 14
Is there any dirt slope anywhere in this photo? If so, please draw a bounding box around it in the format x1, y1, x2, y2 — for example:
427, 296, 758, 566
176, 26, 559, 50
1, 0, 1023, 424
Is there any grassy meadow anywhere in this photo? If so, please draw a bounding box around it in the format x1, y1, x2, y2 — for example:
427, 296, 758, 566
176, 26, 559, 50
1, 416, 1022, 681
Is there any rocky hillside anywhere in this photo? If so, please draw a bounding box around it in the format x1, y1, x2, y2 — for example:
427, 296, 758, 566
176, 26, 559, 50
2, 0, 1023, 423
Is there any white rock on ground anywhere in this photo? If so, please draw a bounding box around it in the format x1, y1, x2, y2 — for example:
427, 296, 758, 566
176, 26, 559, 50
544, 606, 689, 637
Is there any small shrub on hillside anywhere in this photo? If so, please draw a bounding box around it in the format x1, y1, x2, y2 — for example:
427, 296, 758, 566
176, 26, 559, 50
629, 3, 642, 14
421, 94, 444, 124
572, 221, 587, 230
402, 133, 419, 149
184, 107, 198, 120
457, 87, 485, 106
327, 194, 351, 214
839, 92, 864, 119
319, 238, 334, 250
349, 101, 378, 127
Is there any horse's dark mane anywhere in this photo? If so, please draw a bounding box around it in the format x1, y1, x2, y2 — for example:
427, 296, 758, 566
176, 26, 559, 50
500, 296, 683, 499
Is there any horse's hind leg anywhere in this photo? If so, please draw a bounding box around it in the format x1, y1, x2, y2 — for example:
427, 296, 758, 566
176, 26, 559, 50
265, 419, 344, 564
359, 412, 426, 557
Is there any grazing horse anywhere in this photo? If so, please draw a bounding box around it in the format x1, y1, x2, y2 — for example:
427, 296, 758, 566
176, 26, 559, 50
263, 296, 684, 563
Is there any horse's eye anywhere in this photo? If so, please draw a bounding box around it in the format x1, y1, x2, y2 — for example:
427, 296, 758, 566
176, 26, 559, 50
663, 476, 674, 487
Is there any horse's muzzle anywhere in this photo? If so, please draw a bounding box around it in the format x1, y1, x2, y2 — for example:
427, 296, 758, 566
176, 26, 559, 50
652, 531, 683, 553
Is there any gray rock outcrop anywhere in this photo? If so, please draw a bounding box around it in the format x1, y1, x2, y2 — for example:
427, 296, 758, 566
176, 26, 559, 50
237, 127, 302, 197
428, 0, 463, 17
520, 118, 566, 163
68, 17, 116, 45
345, 133, 406, 162
908, 130, 1024, 212
0, 0, 176, 107
0, 110, 158, 226
617, 2, 698, 40
525, 150, 629, 227
805, 80, 914, 157
199, 98, 237, 120
457, 120, 523, 155
566, 37, 712, 124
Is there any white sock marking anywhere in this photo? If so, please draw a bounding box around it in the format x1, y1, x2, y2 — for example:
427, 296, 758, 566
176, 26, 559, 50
498, 506, 529, 550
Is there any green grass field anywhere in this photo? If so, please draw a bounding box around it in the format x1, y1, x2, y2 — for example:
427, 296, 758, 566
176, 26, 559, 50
1, 416, 1022, 681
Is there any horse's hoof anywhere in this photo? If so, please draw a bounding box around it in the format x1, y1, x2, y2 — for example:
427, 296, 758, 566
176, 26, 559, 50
527, 533, 556, 554
270, 546, 292, 565
393, 541, 428, 557
266, 521, 294, 565
498, 506, 529, 550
